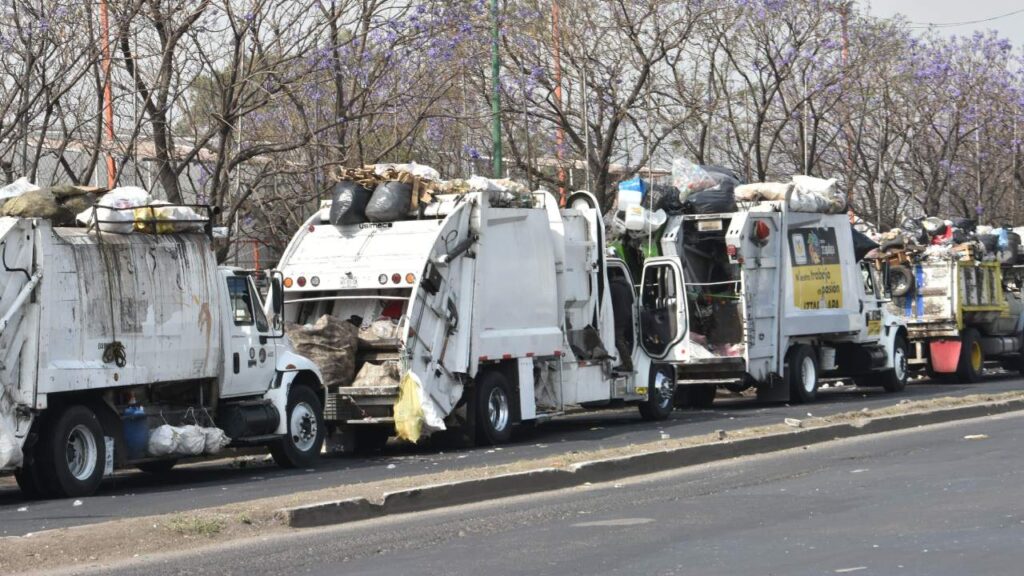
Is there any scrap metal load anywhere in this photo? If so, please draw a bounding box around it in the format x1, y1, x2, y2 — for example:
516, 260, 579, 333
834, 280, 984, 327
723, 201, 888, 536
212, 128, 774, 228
866, 215, 1024, 383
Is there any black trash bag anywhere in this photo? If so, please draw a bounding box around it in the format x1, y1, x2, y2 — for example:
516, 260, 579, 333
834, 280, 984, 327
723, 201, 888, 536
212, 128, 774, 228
682, 186, 737, 214
851, 225, 879, 262
977, 234, 1000, 253
365, 180, 413, 222
702, 165, 745, 185
330, 181, 374, 225
921, 217, 947, 237
951, 217, 976, 232
650, 183, 685, 215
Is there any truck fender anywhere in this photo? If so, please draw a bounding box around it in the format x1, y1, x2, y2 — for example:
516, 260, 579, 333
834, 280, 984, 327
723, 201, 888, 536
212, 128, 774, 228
266, 351, 324, 435
882, 323, 909, 370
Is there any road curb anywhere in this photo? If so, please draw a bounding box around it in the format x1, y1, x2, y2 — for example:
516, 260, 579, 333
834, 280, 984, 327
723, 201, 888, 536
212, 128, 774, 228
281, 399, 1024, 528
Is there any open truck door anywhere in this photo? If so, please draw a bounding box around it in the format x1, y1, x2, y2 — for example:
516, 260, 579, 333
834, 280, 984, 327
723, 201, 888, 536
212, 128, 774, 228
639, 257, 688, 362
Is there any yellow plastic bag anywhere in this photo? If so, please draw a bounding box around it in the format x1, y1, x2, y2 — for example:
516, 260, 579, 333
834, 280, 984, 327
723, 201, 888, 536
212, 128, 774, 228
393, 371, 425, 443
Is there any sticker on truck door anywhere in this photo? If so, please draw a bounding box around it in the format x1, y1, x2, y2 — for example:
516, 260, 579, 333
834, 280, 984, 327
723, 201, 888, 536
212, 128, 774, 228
789, 227, 843, 310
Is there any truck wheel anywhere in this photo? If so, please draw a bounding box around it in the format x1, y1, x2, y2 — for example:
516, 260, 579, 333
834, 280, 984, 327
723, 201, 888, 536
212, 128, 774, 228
880, 335, 909, 392
888, 265, 915, 297
955, 328, 984, 383
137, 459, 178, 474
787, 345, 819, 403
15, 455, 55, 499
39, 405, 107, 498
351, 426, 390, 455
639, 364, 675, 421
475, 371, 513, 445
270, 385, 325, 468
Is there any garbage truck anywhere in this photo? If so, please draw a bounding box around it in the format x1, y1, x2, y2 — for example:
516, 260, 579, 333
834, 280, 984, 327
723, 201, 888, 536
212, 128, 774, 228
0, 212, 324, 498
276, 188, 676, 452
637, 189, 908, 405
885, 258, 1024, 382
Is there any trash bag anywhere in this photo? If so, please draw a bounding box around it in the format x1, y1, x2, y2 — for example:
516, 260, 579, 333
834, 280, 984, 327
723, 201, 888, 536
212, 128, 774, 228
977, 234, 1000, 253
952, 217, 976, 232
178, 425, 206, 456
287, 315, 358, 388
393, 371, 445, 442
682, 186, 737, 215
650, 183, 684, 214
900, 217, 928, 245
394, 371, 425, 443
78, 187, 152, 233
365, 180, 413, 222
358, 318, 401, 349
0, 395, 22, 468
788, 176, 846, 214
921, 217, 947, 237
851, 225, 879, 262
0, 177, 39, 201
330, 181, 374, 226
735, 182, 792, 202
997, 231, 1021, 265
202, 427, 231, 454
2, 189, 63, 219
352, 360, 401, 388
148, 424, 182, 457
672, 159, 716, 199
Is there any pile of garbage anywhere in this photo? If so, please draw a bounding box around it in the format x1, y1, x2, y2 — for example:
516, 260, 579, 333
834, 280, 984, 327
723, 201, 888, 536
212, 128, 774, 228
0, 178, 206, 234
329, 163, 535, 226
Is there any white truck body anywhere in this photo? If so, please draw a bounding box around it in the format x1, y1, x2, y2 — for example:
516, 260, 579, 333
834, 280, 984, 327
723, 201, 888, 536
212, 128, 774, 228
278, 191, 674, 445
888, 260, 1024, 380
0, 217, 323, 497
643, 202, 907, 403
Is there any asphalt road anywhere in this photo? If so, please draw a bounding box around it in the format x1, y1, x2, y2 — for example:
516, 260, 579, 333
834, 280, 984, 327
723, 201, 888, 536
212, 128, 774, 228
3, 374, 1023, 537
78, 408, 1024, 576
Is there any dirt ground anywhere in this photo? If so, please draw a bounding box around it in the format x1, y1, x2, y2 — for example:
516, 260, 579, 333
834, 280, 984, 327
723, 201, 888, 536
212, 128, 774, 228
3, 391, 1023, 575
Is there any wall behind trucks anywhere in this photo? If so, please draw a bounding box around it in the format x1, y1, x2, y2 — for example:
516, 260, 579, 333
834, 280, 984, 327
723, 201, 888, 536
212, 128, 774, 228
36, 226, 223, 397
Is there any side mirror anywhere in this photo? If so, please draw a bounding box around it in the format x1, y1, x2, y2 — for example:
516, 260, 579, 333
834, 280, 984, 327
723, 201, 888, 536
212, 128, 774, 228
270, 271, 285, 335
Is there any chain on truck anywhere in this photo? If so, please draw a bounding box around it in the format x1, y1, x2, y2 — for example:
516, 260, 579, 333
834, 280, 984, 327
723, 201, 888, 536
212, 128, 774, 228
627, 182, 909, 406
0, 204, 324, 498
277, 186, 676, 453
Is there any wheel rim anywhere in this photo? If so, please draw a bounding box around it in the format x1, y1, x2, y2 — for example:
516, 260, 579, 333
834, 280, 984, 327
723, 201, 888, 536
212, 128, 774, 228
655, 369, 674, 409
970, 342, 983, 372
290, 401, 318, 452
487, 387, 510, 432
801, 356, 817, 394
894, 345, 908, 382
66, 424, 98, 482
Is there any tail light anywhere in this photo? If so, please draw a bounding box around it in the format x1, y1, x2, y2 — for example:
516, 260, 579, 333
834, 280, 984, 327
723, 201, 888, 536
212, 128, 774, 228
310, 276, 320, 287
405, 273, 416, 284
378, 274, 388, 285
297, 276, 307, 287
283, 277, 294, 288
754, 220, 771, 243
391, 273, 401, 284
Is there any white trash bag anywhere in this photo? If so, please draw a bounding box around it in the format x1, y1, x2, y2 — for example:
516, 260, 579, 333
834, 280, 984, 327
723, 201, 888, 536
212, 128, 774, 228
76, 186, 152, 234
0, 177, 39, 201
202, 427, 231, 455
178, 425, 206, 456
147, 424, 182, 457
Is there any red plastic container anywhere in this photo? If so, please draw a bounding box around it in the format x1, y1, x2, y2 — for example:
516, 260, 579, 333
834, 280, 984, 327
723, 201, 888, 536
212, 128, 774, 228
929, 339, 962, 373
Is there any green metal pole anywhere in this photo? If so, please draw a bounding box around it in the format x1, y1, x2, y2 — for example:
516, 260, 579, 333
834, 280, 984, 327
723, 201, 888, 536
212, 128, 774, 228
490, 0, 503, 177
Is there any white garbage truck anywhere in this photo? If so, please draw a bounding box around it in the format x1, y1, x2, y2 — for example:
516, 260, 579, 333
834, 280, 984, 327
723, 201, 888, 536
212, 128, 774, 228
0, 213, 324, 498
639, 197, 908, 405
276, 189, 675, 451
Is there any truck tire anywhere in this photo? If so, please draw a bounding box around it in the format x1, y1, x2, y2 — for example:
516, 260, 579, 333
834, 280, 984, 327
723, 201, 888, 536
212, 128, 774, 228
787, 345, 819, 403
888, 265, 915, 297
270, 385, 325, 468
351, 426, 390, 455
475, 371, 513, 445
15, 455, 55, 499
880, 335, 909, 392
639, 364, 675, 421
673, 384, 717, 409
956, 328, 984, 383
38, 405, 107, 498
136, 459, 178, 474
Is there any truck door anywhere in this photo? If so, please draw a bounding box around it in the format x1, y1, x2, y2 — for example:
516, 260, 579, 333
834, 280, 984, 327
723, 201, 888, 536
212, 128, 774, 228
221, 274, 277, 398
638, 257, 688, 361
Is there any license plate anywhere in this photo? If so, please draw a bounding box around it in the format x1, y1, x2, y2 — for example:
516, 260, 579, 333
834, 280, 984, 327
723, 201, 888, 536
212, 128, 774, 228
698, 219, 723, 232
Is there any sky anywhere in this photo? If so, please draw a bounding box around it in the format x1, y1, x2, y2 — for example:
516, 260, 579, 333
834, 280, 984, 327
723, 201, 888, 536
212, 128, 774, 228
868, 1, 1024, 48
